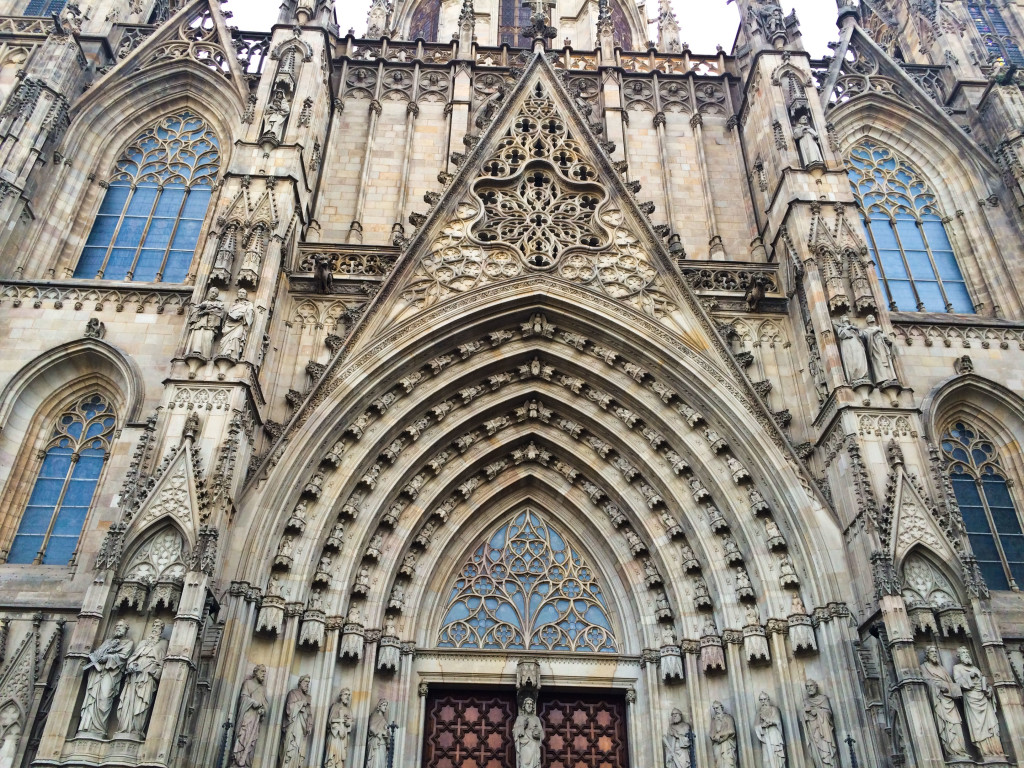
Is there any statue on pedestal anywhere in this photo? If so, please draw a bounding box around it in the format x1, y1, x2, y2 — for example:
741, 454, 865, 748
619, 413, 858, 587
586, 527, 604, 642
324, 688, 353, 768
920, 646, 968, 759
802, 680, 838, 768
115, 619, 168, 737
78, 620, 133, 735
664, 708, 692, 768
279, 675, 312, 768
365, 698, 390, 768
754, 692, 786, 768
709, 701, 737, 768
952, 646, 1003, 757
218, 289, 255, 361
513, 697, 543, 768
229, 665, 268, 768
185, 288, 225, 360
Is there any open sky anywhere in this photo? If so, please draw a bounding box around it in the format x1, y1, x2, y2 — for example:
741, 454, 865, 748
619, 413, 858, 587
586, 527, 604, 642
224, 0, 839, 57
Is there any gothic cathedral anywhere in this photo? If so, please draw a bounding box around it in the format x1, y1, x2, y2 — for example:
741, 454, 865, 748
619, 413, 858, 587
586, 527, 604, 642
1, 0, 1024, 766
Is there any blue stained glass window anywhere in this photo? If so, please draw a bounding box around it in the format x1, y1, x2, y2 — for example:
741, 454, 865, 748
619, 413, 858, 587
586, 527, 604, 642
74, 112, 219, 283
498, 0, 535, 46
24, 0, 66, 14
437, 508, 618, 652
410, 0, 440, 41
967, 2, 1024, 66
7, 394, 115, 566
847, 141, 975, 314
943, 422, 1024, 589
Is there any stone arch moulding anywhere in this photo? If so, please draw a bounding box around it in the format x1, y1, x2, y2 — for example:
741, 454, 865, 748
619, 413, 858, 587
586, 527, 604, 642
237, 287, 849, 617
922, 372, 1024, 448
0, 337, 145, 428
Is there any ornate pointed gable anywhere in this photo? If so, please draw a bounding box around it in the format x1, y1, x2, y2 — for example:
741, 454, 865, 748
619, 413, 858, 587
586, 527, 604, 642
123, 443, 208, 548
93, 0, 248, 101
353, 54, 706, 343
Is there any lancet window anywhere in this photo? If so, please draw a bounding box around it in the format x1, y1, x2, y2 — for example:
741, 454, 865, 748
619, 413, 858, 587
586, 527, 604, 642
7, 394, 116, 566
24, 0, 66, 15
409, 0, 440, 42
437, 508, 617, 652
498, 0, 533, 46
967, 2, 1024, 66
75, 112, 219, 283
942, 421, 1024, 590
847, 141, 974, 314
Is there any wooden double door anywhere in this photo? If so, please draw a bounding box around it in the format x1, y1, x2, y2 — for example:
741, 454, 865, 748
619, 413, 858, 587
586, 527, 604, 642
422, 688, 629, 768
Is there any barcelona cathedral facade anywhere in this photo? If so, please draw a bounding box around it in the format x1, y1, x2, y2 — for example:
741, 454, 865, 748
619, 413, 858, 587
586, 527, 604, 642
4, 0, 1024, 765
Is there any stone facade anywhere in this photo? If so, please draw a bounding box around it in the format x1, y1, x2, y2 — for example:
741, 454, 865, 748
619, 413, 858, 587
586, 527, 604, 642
0, 0, 1023, 766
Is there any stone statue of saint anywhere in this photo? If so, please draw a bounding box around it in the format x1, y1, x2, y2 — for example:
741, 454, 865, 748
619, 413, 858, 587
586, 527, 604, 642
952, 646, 1003, 756
513, 697, 543, 768
709, 701, 737, 768
115, 619, 168, 736
0, 703, 21, 768
218, 289, 255, 361
365, 698, 390, 768
754, 692, 786, 768
324, 688, 353, 768
185, 287, 225, 360
862, 315, 898, 386
279, 675, 312, 768
833, 316, 870, 386
802, 680, 838, 768
920, 646, 968, 759
79, 620, 134, 735
792, 114, 824, 166
262, 86, 291, 144
230, 665, 269, 768
663, 708, 692, 768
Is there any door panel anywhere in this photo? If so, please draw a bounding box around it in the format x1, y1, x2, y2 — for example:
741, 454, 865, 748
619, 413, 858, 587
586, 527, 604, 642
422, 689, 629, 768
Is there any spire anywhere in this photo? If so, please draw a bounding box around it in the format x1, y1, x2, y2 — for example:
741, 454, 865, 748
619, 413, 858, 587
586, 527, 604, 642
366, 0, 390, 38
459, 0, 476, 42
657, 0, 681, 53
597, 0, 615, 57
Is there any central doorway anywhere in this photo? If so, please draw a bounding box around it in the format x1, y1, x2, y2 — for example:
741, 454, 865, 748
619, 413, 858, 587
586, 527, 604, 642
422, 688, 629, 768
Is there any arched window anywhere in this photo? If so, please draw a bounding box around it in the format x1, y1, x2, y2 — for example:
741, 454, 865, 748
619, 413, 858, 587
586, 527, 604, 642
942, 421, 1024, 590
967, 2, 1024, 66
498, 0, 533, 46
437, 508, 617, 652
24, 0, 66, 14
75, 112, 219, 283
847, 141, 974, 314
409, 0, 440, 42
6, 394, 116, 565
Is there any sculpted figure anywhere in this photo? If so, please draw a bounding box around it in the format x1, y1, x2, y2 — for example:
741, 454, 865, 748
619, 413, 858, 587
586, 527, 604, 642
185, 287, 225, 360
710, 701, 738, 768
792, 114, 823, 166
862, 314, 898, 386
834, 316, 870, 385
324, 688, 353, 768
279, 675, 312, 768
115, 619, 168, 736
920, 646, 968, 759
0, 704, 21, 768
802, 680, 838, 768
314, 252, 334, 294
230, 665, 268, 768
661, 626, 684, 681
79, 620, 134, 735
953, 646, 1003, 756
754, 692, 786, 768
663, 708, 692, 768
263, 85, 291, 143
218, 289, 255, 361
513, 697, 543, 768
365, 699, 390, 768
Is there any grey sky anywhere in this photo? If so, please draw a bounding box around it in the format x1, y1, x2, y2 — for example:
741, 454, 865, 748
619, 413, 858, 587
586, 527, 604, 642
224, 0, 839, 57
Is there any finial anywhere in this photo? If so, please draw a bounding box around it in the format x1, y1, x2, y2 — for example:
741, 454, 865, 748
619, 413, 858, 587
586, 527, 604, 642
657, 0, 681, 53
